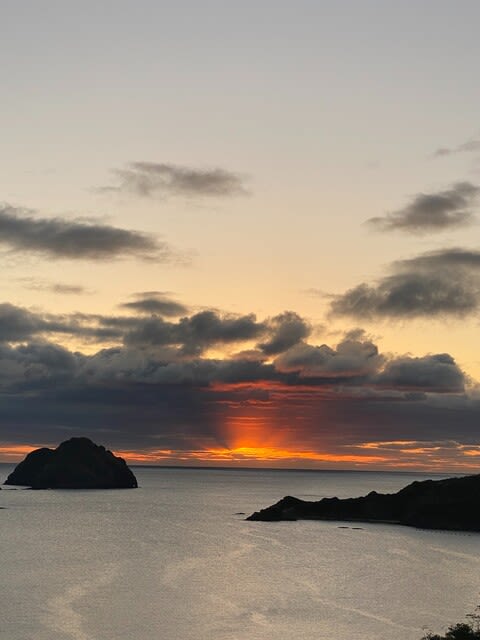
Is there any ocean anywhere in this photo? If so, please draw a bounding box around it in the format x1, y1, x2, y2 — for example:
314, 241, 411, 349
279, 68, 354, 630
1, 465, 479, 640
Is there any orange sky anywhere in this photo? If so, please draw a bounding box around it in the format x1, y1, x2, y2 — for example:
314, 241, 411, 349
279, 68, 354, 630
2, 409, 479, 472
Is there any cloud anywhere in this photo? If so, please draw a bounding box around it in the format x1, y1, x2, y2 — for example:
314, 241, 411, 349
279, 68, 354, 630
258, 311, 311, 355
0, 204, 176, 261
0, 295, 476, 469
0, 304, 127, 344
123, 310, 265, 355
331, 274, 477, 319
99, 162, 248, 198
331, 248, 480, 319
274, 336, 384, 379
0, 304, 288, 355
51, 284, 88, 294
120, 292, 188, 317
433, 139, 480, 157
0, 335, 472, 469
0, 327, 465, 394
375, 353, 464, 393
19, 278, 89, 295
0, 341, 78, 388
0, 304, 47, 342
398, 247, 480, 270
0, 301, 464, 393
367, 182, 479, 233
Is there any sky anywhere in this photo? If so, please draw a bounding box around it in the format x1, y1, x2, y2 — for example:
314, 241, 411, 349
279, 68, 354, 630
1, 0, 480, 471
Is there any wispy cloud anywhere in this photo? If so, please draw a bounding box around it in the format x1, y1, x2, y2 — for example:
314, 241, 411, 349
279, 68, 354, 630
99, 162, 249, 198
433, 139, 480, 157
366, 182, 479, 233
0, 204, 177, 261
120, 292, 188, 317
19, 278, 90, 295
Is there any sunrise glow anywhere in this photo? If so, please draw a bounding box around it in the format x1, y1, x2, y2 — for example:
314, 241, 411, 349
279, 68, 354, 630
0, 445, 38, 460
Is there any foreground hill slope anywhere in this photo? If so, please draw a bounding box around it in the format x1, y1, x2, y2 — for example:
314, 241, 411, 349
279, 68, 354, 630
4, 437, 138, 489
247, 473, 480, 531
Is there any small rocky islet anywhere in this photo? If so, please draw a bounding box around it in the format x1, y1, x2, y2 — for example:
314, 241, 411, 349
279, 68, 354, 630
247, 473, 480, 532
4, 437, 137, 489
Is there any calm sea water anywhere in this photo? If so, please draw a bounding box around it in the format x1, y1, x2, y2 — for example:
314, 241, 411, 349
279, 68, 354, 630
1, 465, 479, 640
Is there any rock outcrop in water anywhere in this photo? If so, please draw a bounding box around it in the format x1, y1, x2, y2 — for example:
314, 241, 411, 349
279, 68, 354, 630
247, 474, 480, 531
4, 437, 138, 489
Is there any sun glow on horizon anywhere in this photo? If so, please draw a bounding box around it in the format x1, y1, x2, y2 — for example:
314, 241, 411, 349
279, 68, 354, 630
0, 444, 38, 460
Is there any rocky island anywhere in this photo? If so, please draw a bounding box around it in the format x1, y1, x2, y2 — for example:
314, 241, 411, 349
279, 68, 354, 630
4, 437, 138, 489
247, 473, 480, 532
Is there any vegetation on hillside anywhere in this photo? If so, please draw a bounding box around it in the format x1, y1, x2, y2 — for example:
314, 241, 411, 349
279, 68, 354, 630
422, 609, 480, 640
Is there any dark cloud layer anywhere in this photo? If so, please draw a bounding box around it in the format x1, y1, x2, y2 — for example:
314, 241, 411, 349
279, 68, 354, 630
367, 182, 479, 233
0, 204, 174, 261
331, 248, 480, 319
100, 162, 248, 198
0, 297, 477, 467
0, 301, 468, 391
0, 326, 466, 395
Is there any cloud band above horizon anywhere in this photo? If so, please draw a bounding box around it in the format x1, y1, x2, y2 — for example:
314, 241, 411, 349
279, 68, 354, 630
0, 294, 477, 471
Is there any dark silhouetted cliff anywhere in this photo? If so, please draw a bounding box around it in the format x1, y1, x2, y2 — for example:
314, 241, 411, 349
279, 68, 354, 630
247, 474, 480, 531
4, 437, 137, 489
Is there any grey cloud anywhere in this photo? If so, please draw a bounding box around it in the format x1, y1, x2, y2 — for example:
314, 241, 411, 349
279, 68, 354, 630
116, 316, 176, 349
376, 353, 465, 393
60, 346, 274, 388
331, 248, 480, 319
397, 247, 480, 271
0, 339, 274, 394
1, 330, 462, 394
434, 139, 480, 157
0, 304, 125, 344
331, 273, 478, 319
367, 182, 479, 233
0, 303, 267, 355
120, 292, 188, 317
0, 304, 47, 342
51, 284, 88, 295
274, 337, 383, 379
0, 204, 174, 261
0, 299, 470, 402
68, 308, 310, 357
0, 306, 476, 459
124, 310, 265, 355
100, 162, 248, 198
0, 341, 79, 392
258, 311, 311, 355
178, 312, 264, 354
